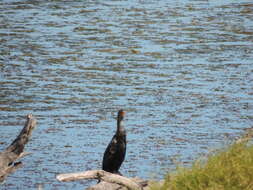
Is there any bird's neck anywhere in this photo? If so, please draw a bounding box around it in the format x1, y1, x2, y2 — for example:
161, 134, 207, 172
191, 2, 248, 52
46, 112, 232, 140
117, 119, 125, 135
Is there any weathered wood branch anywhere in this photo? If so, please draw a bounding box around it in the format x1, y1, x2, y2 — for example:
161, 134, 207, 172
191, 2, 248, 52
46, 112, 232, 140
0, 114, 36, 182
57, 170, 147, 190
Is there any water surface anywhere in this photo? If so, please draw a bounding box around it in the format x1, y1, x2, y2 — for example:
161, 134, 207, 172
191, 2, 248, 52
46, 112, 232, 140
0, 0, 253, 189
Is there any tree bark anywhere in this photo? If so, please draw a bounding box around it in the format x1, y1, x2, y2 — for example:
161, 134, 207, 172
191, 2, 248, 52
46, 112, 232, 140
0, 114, 36, 182
57, 170, 148, 190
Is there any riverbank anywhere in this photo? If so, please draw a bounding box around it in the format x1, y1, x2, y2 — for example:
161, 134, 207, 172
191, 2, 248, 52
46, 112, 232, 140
151, 131, 253, 190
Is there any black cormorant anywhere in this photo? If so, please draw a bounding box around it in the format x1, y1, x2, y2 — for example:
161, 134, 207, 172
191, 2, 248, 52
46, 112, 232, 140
102, 109, 126, 175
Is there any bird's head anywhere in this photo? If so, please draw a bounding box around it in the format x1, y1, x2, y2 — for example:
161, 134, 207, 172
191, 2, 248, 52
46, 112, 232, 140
118, 109, 126, 121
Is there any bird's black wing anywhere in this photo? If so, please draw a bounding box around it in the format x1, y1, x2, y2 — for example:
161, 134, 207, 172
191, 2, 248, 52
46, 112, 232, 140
102, 135, 117, 171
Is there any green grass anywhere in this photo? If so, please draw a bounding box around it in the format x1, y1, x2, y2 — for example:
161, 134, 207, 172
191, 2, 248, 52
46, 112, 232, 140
151, 139, 253, 190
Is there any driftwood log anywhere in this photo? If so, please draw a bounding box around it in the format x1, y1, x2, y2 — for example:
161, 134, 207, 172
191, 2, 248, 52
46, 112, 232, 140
0, 114, 36, 182
57, 170, 149, 190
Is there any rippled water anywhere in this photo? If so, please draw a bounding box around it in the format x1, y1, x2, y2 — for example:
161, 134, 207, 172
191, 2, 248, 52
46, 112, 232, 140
0, 0, 253, 189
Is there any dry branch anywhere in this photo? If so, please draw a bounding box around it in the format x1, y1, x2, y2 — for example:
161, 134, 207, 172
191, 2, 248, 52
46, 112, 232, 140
57, 170, 145, 190
0, 114, 36, 182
